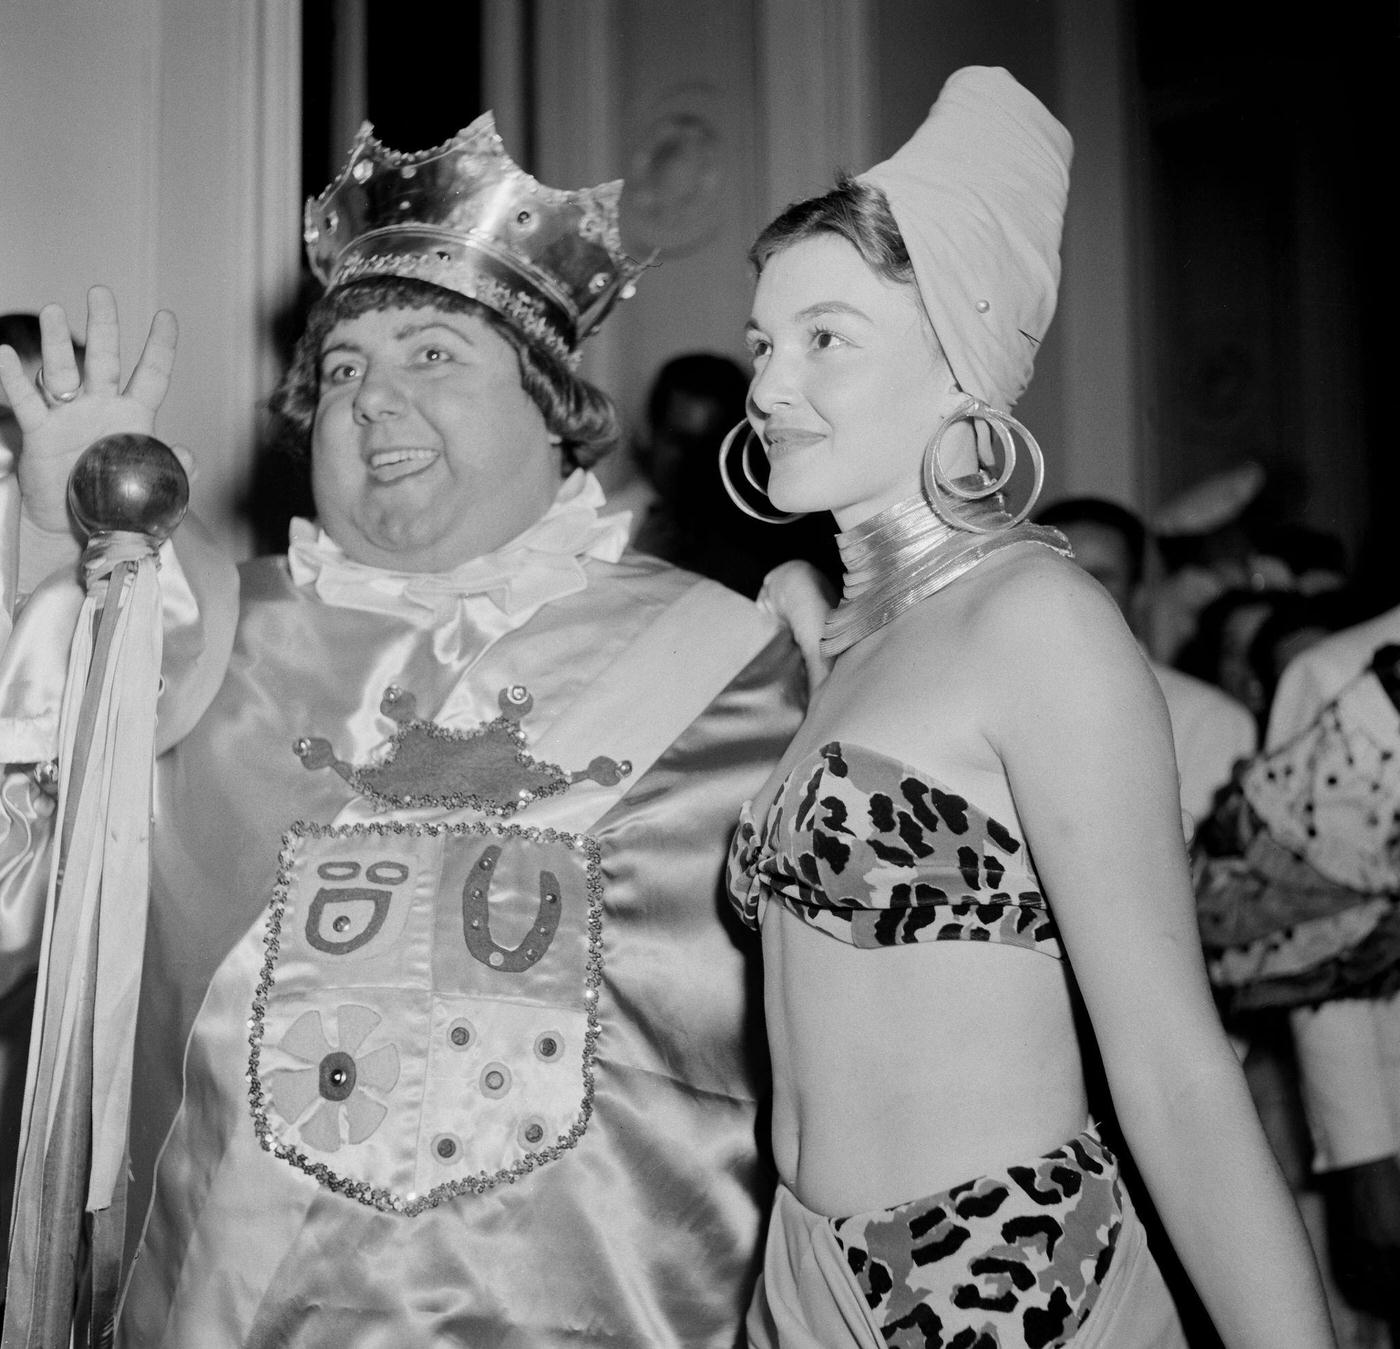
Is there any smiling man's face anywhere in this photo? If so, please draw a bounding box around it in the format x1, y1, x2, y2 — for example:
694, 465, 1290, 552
310, 304, 562, 572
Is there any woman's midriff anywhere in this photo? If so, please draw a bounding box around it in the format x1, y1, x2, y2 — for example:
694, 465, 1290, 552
765, 903, 1088, 1218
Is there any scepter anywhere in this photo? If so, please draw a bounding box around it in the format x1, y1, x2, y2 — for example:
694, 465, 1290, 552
3, 433, 188, 1348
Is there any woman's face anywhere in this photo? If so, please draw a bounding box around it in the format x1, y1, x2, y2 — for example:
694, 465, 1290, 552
744, 233, 959, 528
311, 304, 562, 571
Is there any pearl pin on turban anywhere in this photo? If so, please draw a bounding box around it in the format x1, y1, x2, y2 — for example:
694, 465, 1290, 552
860, 66, 1073, 413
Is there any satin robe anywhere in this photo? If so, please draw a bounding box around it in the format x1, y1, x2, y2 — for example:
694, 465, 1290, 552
2, 530, 803, 1347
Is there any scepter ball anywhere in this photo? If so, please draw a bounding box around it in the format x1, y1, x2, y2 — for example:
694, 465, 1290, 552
67, 433, 189, 542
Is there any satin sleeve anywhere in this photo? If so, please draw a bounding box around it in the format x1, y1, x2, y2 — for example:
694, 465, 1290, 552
0, 510, 239, 763
152, 515, 239, 753
0, 506, 238, 995
0, 768, 54, 1000
0, 476, 65, 999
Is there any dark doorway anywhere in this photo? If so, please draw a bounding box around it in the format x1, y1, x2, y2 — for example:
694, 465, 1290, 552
1135, 0, 1398, 603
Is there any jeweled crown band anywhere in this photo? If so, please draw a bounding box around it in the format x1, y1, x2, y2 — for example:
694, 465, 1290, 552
334, 246, 574, 367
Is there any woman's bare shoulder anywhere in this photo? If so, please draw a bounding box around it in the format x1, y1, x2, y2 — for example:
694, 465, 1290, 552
897, 543, 1128, 652
926, 544, 1158, 707
977, 543, 1117, 618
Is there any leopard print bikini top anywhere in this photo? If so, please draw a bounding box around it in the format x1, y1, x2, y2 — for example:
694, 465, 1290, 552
726, 740, 1064, 957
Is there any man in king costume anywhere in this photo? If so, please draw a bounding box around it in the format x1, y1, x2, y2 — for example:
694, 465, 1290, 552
0, 116, 802, 1345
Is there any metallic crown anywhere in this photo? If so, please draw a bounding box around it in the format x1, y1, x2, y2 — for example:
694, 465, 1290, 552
303, 114, 648, 366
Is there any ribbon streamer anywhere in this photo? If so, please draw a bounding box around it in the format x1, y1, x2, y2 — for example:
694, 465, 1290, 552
4, 533, 163, 1348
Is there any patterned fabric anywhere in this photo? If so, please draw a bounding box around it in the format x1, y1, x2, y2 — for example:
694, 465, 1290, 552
0, 531, 806, 1347
1242, 651, 1400, 894
832, 1127, 1122, 1348
1193, 650, 1400, 1014
727, 740, 1061, 958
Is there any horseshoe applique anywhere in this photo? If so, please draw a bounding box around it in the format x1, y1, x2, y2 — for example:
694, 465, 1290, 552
461, 845, 563, 973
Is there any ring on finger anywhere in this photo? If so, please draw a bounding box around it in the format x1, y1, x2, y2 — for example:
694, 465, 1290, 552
36, 368, 81, 405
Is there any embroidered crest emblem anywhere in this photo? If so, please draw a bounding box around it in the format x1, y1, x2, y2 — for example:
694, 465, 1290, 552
250, 818, 604, 1215
293, 683, 631, 816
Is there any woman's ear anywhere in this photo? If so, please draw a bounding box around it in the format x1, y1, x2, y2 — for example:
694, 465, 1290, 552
927, 386, 980, 478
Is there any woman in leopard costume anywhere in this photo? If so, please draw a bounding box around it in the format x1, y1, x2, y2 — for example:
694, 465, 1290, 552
723, 66, 1333, 1349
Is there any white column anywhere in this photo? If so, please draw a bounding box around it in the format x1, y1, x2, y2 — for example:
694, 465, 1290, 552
755, 0, 877, 221
482, 0, 529, 153
0, 0, 303, 557
1053, 0, 1142, 508
531, 0, 623, 404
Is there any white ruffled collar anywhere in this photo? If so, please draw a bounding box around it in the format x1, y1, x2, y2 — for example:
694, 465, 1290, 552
286, 469, 630, 619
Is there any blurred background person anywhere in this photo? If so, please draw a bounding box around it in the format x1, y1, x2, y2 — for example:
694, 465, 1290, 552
1037, 494, 1257, 837
1193, 598, 1400, 1348
1141, 462, 1355, 677
1244, 589, 1357, 726
1140, 462, 1279, 666
1266, 604, 1400, 1346
631, 351, 745, 555
628, 351, 840, 599
0, 315, 47, 464
1, 312, 88, 588
1178, 587, 1357, 739
1177, 587, 1297, 733
1, 312, 88, 467
1254, 523, 1350, 599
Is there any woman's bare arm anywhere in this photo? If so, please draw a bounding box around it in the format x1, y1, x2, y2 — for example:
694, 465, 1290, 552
984, 560, 1333, 1348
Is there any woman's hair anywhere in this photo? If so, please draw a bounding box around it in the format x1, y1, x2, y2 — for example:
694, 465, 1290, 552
266, 276, 618, 470
749, 175, 916, 289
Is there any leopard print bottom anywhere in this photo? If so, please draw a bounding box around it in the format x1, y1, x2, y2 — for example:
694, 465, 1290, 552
830, 1126, 1122, 1348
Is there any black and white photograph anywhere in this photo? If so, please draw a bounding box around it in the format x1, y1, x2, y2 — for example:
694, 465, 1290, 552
0, 2, 1395, 1345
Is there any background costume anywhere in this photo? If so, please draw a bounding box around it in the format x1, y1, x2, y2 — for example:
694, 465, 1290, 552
1267, 605, 1400, 1181
0, 472, 804, 1345
1192, 606, 1400, 1347
1194, 605, 1400, 1144
1150, 659, 1256, 834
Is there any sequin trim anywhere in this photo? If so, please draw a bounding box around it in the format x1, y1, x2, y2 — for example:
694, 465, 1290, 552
334, 254, 578, 368
247, 817, 605, 1214
344, 712, 574, 817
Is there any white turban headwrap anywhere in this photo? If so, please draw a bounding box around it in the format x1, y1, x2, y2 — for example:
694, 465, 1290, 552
860, 66, 1072, 412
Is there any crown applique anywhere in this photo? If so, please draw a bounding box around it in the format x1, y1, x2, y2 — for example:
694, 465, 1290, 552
303, 114, 650, 367
294, 684, 631, 817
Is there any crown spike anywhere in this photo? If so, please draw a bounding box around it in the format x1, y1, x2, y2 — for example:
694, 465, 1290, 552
303, 113, 649, 366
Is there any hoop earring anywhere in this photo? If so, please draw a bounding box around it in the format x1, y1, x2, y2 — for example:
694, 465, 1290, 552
920, 396, 1046, 533
717, 420, 804, 524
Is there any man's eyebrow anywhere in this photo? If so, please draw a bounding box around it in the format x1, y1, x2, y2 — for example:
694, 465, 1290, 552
392, 318, 476, 342
320, 318, 478, 358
